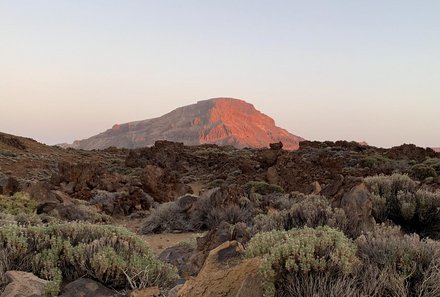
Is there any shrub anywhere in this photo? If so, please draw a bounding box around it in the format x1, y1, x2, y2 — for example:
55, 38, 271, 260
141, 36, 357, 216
0, 192, 38, 215
246, 226, 359, 296
0, 223, 178, 295
141, 202, 190, 234
244, 181, 284, 195
189, 188, 255, 230
423, 158, 440, 173
252, 195, 359, 238
355, 225, 440, 296
411, 164, 437, 180
364, 174, 440, 238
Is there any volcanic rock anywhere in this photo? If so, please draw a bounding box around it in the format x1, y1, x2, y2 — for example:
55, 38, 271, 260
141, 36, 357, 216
177, 241, 263, 297
59, 278, 119, 297
0, 271, 48, 297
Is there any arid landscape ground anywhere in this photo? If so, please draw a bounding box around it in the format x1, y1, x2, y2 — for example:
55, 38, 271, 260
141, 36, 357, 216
1, 120, 440, 296
2, 0, 439, 295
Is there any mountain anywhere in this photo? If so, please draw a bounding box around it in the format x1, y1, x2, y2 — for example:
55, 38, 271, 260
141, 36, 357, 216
433, 148, 440, 153
69, 98, 304, 150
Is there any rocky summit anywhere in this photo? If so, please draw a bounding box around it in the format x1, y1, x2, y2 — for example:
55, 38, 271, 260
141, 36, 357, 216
68, 98, 304, 150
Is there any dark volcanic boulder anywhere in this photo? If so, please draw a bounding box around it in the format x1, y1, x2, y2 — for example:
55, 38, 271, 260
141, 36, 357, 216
59, 278, 118, 297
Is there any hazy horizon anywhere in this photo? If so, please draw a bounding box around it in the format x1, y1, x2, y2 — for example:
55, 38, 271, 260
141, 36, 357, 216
1, 1, 439, 148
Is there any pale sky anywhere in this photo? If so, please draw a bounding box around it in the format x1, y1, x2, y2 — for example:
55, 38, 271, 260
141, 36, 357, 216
1, 0, 439, 148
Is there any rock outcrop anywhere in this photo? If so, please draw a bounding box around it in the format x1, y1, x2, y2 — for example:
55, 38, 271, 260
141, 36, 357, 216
68, 98, 304, 150
59, 278, 119, 297
177, 241, 263, 297
0, 271, 48, 297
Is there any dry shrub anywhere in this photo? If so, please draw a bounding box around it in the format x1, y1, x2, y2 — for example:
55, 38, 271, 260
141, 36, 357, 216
252, 195, 360, 238
142, 202, 191, 234
142, 188, 254, 234
364, 174, 440, 238
356, 225, 440, 296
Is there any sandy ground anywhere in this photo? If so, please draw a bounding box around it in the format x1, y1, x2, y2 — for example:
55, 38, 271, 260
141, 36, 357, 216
139, 232, 199, 254
115, 216, 202, 255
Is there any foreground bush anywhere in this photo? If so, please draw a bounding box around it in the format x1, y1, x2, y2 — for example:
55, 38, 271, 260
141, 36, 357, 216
355, 225, 440, 296
364, 174, 440, 238
246, 226, 359, 296
246, 224, 440, 297
0, 223, 178, 296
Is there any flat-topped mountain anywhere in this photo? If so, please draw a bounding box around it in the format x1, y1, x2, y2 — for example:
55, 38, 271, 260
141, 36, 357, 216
69, 98, 304, 150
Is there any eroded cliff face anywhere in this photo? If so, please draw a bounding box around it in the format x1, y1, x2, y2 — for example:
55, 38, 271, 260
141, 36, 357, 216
69, 98, 304, 150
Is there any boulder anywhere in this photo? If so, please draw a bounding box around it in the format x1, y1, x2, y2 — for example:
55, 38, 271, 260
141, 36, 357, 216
159, 243, 201, 277
269, 141, 283, 150
177, 241, 263, 297
0, 271, 48, 297
168, 285, 184, 297
90, 188, 154, 215
59, 278, 118, 297
310, 181, 322, 195
142, 165, 192, 202
0, 174, 20, 196
266, 166, 279, 185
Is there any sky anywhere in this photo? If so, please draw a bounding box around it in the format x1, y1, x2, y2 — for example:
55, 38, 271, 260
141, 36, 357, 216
1, 0, 439, 148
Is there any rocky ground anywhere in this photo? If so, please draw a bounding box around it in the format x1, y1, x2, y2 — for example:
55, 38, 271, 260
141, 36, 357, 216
1, 131, 440, 296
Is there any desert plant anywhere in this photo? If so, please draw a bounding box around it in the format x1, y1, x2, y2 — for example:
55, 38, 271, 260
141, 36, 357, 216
355, 224, 440, 295
364, 174, 440, 238
252, 195, 360, 238
244, 181, 285, 195
0, 192, 38, 215
0, 223, 178, 295
189, 188, 255, 230
142, 202, 191, 233
411, 164, 437, 180
246, 226, 359, 296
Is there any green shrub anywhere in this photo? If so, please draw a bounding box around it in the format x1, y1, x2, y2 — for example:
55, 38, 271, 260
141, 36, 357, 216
360, 154, 393, 169
423, 158, 440, 173
244, 181, 284, 195
411, 163, 437, 180
0, 223, 178, 295
0, 192, 38, 215
246, 226, 359, 296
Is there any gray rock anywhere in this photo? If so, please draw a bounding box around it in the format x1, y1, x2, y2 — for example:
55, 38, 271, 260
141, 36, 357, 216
0, 271, 48, 297
59, 278, 119, 297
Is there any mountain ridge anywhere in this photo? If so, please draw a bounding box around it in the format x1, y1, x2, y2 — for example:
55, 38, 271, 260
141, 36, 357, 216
68, 98, 304, 150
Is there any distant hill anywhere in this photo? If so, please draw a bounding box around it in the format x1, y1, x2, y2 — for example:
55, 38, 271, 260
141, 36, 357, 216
433, 148, 440, 153
68, 98, 304, 150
